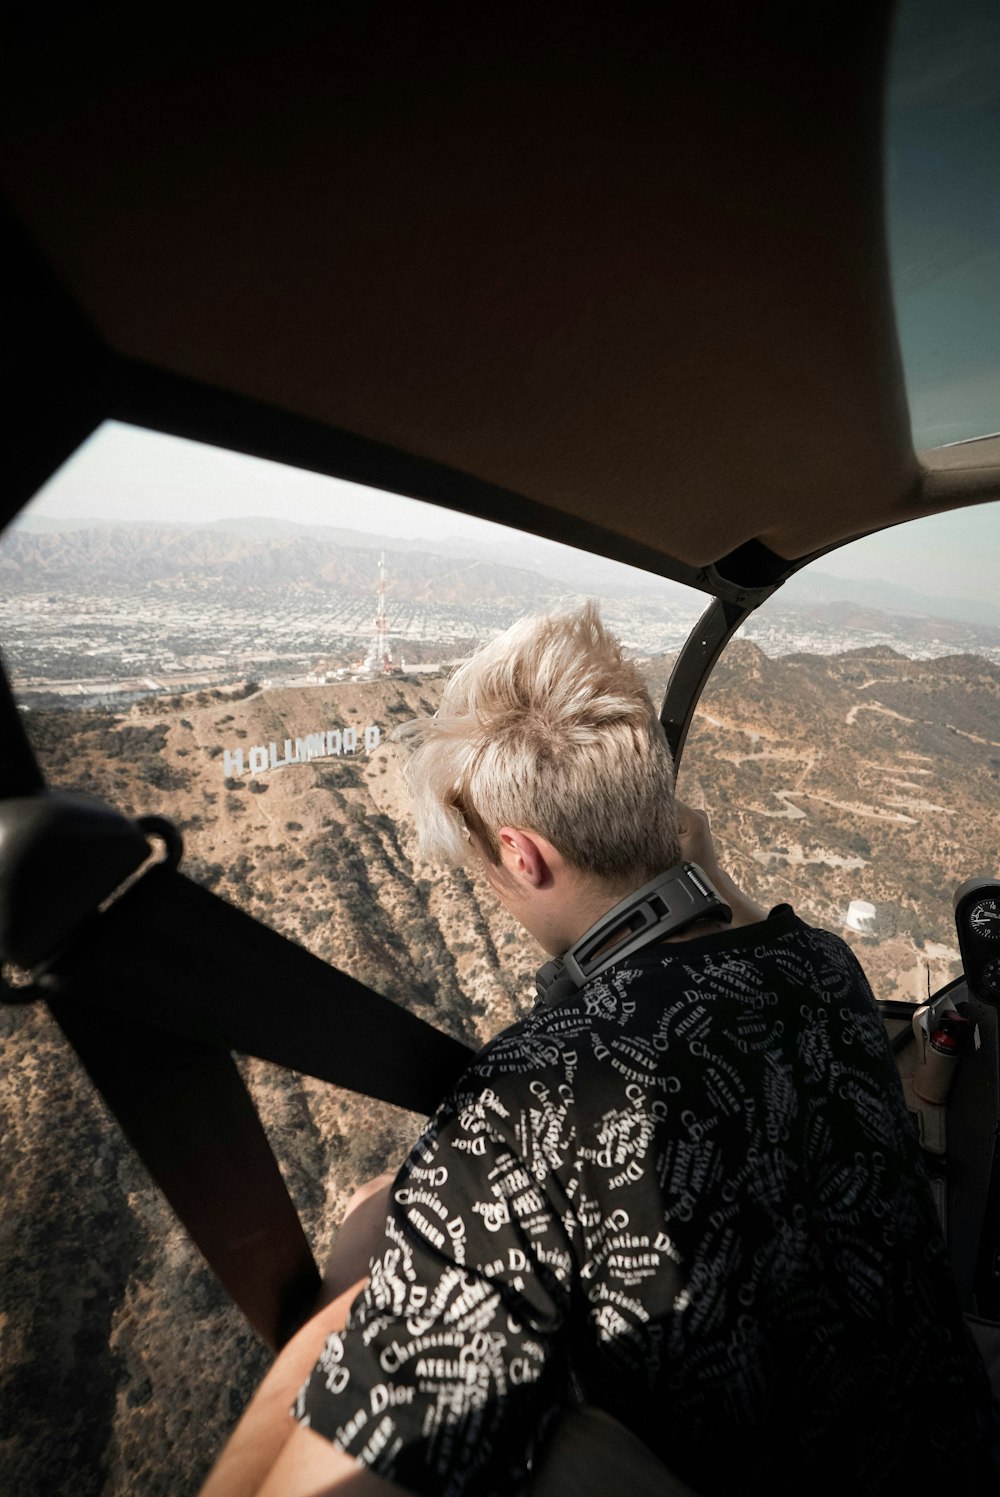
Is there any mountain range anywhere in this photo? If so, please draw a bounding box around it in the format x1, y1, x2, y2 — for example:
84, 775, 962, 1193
9, 514, 1000, 627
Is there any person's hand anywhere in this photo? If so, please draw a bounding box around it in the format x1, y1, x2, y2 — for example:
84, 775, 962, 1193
675, 800, 718, 873
674, 798, 768, 927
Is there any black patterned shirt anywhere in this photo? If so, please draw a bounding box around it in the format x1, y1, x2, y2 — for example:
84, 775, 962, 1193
294, 908, 993, 1494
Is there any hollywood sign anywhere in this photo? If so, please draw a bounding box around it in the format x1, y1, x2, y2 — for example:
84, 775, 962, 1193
223, 724, 382, 778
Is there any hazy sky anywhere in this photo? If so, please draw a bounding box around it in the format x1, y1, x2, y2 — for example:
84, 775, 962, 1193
21, 422, 687, 600
26, 422, 497, 543
816, 501, 999, 605
22, 421, 1000, 608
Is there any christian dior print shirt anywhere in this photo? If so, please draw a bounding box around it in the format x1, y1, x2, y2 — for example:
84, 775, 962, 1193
294, 909, 991, 1495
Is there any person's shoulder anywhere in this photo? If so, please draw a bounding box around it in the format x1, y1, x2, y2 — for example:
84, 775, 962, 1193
744, 912, 887, 1040
639, 905, 881, 1017
469, 1000, 592, 1086
699, 903, 875, 985
781, 913, 878, 992
447, 983, 634, 1124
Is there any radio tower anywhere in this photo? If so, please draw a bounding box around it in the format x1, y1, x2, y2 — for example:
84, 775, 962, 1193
363, 551, 399, 675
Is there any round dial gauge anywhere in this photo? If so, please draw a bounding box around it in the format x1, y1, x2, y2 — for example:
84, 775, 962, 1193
969, 898, 1000, 940
982, 956, 1000, 999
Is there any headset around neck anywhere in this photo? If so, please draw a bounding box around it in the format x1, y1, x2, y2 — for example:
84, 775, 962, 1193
533, 862, 732, 1010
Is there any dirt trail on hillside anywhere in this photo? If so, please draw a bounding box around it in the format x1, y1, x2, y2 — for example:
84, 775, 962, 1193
762, 787, 917, 825
846, 701, 914, 726
946, 723, 1000, 748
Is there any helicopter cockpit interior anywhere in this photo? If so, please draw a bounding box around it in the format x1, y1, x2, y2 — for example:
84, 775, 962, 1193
1, 0, 999, 1491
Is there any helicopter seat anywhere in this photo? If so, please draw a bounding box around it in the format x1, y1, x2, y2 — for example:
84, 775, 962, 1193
527, 1405, 700, 1497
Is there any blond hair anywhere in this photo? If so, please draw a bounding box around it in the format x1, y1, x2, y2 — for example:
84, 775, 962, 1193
397, 602, 679, 886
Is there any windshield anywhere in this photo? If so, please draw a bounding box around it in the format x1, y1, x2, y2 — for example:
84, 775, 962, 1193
683, 502, 1000, 1004
0, 420, 706, 1040
887, 0, 1000, 446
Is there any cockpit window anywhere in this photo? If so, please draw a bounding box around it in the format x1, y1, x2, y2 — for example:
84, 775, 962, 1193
0, 420, 705, 1042
887, 0, 1000, 447
683, 501, 1000, 1004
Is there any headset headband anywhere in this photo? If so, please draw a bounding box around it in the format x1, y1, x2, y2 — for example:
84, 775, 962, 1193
534, 862, 731, 1009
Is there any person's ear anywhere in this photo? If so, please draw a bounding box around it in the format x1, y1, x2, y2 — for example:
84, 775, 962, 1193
497, 827, 551, 888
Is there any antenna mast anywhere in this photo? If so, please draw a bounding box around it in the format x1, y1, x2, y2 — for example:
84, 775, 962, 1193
365, 550, 395, 674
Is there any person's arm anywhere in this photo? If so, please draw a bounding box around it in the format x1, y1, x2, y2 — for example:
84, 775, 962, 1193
674, 799, 767, 927
283, 1092, 576, 1497
200, 1175, 400, 1497
200, 1280, 380, 1497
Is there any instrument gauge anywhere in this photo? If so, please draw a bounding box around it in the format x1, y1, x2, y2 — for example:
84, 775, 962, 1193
969, 898, 1000, 940
982, 956, 1000, 1000
955, 878, 1000, 1007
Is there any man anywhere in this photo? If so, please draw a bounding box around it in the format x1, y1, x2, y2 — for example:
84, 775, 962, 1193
203, 603, 994, 1496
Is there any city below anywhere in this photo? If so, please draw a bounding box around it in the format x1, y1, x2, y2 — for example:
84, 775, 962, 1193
3, 522, 999, 709
4, 585, 999, 710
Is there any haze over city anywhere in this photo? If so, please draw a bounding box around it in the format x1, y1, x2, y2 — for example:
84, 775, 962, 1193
15, 421, 1000, 623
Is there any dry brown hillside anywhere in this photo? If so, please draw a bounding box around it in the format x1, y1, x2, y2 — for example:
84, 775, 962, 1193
2, 645, 999, 1493
682, 641, 1000, 1002
2, 671, 540, 1497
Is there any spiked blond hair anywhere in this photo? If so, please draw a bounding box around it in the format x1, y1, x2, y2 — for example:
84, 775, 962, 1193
398, 602, 679, 887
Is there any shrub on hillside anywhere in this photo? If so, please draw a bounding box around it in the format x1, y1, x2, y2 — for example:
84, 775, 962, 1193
138, 759, 191, 790
185, 858, 226, 890
317, 763, 362, 790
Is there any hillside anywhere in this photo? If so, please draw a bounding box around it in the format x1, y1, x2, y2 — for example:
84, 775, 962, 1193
2, 643, 999, 1493
2, 672, 541, 1497
683, 641, 1000, 1001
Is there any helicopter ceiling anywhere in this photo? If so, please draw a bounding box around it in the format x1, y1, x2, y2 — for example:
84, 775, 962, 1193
2, 0, 998, 586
